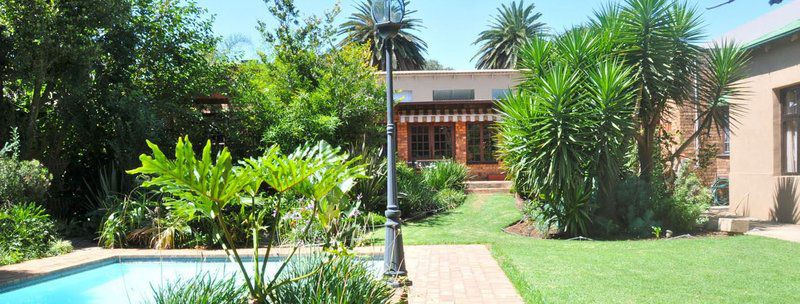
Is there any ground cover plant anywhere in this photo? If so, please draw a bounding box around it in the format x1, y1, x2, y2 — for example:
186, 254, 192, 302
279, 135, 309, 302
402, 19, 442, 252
379, 194, 800, 304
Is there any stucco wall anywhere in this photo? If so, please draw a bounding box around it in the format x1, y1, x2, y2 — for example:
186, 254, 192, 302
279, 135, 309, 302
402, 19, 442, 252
730, 36, 800, 223
388, 70, 521, 102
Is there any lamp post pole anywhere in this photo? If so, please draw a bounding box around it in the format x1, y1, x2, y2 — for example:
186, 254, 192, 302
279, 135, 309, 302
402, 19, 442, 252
383, 38, 408, 281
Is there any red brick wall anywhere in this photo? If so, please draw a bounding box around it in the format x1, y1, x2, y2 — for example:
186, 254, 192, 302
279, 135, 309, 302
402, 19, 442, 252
396, 118, 504, 180
672, 104, 730, 185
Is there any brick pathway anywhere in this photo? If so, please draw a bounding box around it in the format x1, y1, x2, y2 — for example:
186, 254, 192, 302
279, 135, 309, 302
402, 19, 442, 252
0, 245, 523, 303
404, 245, 524, 304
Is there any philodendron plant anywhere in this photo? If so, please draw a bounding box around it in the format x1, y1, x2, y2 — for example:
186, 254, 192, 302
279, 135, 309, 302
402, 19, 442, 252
128, 137, 367, 303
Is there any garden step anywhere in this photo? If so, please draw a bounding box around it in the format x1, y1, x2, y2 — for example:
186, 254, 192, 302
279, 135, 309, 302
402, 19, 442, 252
466, 181, 512, 194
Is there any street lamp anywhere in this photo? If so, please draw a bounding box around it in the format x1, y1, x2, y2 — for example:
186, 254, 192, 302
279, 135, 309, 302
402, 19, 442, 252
371, 0, 409, 285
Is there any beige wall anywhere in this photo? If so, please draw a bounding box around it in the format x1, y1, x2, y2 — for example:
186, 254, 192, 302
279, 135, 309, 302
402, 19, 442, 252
385, 70, 521, 101
730, 35, 800, 223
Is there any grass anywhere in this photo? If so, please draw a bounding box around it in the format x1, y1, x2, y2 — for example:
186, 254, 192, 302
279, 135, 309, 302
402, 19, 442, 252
377, 194, 800, 304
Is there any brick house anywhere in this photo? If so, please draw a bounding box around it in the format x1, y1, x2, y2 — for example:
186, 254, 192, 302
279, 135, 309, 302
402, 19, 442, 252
383, 70, 522, 180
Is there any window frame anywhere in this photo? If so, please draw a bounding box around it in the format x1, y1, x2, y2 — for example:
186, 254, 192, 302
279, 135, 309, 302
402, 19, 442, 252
781, 85, 800, 175
432, 89, 475, 101
407, 123, 456, 162
466, 122, 498, 164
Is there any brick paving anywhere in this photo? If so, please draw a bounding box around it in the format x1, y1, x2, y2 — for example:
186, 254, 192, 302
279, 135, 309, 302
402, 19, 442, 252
404, 245, 524, 304
0, 245, 523, 304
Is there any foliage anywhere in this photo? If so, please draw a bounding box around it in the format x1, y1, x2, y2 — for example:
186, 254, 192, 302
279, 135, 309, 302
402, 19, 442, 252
669, 164, 711, 232
46, 239, 73, 256
0, 157, 51, 206
433, 189, 467, 211
350, 146, 387, 213
396, 162, 434, 216
0, 0, 229, 218
423, 59, 453, 71
473, 1, 546, 69
0, 203, 58, 265
339, 0, 428, 70
230, 2, 384, 153
422, 160, 469, 192
497, 29, 636, 236
97, 191, 194, 249
149, 274, 247, 304
273, 254, 393, 304
128, 137, 367, 303
590, 0, 750, 181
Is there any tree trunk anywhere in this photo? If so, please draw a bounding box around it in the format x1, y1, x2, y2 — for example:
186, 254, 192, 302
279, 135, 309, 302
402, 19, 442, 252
24, 78, 43, 159
637, 125, 655, 183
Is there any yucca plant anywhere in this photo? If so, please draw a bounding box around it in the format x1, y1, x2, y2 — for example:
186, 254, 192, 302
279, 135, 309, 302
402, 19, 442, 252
422, 160, 469, 192
338, 0, 428, 70
473, 1, 546, 69
497, 29, 636, 236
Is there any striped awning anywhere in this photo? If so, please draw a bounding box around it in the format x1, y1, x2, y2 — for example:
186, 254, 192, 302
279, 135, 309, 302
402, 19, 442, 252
399, 108, 502, 123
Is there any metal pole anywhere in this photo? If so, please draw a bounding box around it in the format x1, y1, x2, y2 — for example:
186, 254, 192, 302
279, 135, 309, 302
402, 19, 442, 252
383, 38, 408, 280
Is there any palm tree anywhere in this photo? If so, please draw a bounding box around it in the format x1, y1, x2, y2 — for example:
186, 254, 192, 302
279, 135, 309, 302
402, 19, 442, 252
338, 0, 427, 71
473, 1, 546, 70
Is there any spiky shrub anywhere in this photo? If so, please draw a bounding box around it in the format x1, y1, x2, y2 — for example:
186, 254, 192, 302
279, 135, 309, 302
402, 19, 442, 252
433, 188, 467, 210
473, 1, 546, 69
149, 274, 246, 304
497, 29, 636, 236
422, 160, 469, 192
274, 254, 393, 304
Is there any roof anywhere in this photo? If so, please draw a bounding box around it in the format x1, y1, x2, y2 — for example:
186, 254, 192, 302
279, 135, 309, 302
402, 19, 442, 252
709, 0, 800, 48
744, 19, 800, 49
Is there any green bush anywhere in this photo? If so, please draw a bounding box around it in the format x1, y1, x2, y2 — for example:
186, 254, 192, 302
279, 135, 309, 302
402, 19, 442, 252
273, 255, 393, 304
149, 274, 246, 304
422, 160, 469, 192
396, 162, 434, 216
434, 188, 467, 210
0, 158, 51, 206
47, 239, 74, 256
668, 165, 711, 232
0, 203, 57, 265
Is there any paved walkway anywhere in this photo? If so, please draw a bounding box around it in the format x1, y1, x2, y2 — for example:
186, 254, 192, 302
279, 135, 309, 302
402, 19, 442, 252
0, 245, 523, 304
405, 245, 523, 304
747, 221, 800, 243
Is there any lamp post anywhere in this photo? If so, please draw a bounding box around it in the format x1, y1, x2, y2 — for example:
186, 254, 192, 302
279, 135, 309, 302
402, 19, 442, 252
371, 0, 409, 284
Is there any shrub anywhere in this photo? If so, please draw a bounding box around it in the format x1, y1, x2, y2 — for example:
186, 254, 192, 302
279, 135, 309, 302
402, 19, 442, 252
0, 158, 52, 206
47, 239, 73, 256
0, 203, 57, 265
434, 188, 467, 210
668, 165, 711, 232
396, 162, 434, 216
350, 146, 387, 213
149, 274, 246, 304
422, 160, 469, 192
273, 255, 393, 304
613, 176, 663, 237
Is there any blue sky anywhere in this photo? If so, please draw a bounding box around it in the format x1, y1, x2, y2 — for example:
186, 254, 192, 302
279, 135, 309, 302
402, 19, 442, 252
196, 0, 794, 69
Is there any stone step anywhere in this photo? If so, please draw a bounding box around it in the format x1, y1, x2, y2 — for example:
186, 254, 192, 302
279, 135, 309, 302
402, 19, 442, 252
466, 181, 512, 190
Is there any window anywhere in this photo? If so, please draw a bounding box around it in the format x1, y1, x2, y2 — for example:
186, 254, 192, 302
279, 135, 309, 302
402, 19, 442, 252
782, 85, 800, 174
492, 89, 511, 100
432, 89, 475, 101
394, 90, 412, 102
467, 123, 497, 163
408, 124, 454, 160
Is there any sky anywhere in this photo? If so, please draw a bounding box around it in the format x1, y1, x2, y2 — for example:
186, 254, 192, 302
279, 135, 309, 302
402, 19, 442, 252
196, 0, 796, 70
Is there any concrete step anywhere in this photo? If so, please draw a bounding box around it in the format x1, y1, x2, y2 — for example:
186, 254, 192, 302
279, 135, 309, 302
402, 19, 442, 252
466, 181, 512, 194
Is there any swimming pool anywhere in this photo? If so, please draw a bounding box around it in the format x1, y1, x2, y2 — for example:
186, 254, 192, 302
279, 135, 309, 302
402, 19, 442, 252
0, 256, 382, 304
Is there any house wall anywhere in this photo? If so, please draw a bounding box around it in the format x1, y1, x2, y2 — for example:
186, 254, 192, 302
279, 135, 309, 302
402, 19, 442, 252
386, 70, 520, 181
671, 103, 730, 186
730, 35, 800, 223
389, 70, 521, 102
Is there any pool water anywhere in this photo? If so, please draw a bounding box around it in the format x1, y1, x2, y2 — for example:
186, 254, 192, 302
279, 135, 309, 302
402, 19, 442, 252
0, 257, 382, 304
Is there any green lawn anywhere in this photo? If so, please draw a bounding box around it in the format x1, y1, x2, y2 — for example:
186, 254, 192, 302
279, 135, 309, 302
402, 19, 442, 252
379, 194, 800, 304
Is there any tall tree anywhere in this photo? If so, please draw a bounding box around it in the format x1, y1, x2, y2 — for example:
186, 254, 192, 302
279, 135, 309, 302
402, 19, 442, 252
591, 0, 749, 182
338, 0, 428, 70
473, 1, 546, 69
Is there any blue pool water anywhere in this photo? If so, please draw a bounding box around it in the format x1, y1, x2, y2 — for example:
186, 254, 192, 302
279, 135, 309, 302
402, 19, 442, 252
0, 257, 382, 304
